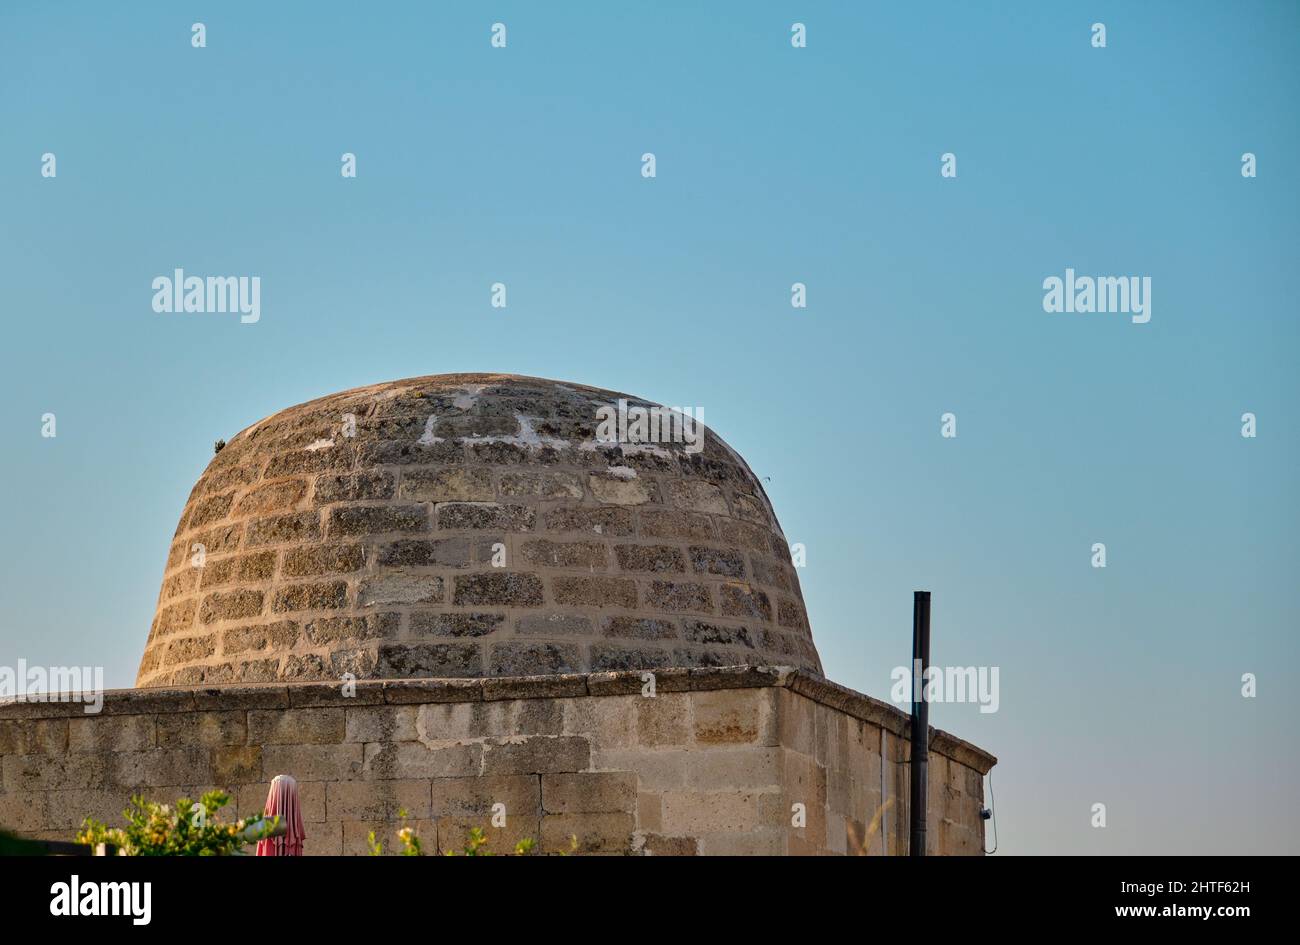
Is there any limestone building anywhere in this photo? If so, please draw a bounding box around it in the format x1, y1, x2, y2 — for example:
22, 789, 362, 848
0, 374, 995, 855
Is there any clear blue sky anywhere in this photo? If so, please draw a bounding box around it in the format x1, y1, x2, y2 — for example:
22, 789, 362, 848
2, 1, 1297, 854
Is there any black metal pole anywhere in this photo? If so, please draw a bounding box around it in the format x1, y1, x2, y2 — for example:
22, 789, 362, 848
909, 591, 931, 857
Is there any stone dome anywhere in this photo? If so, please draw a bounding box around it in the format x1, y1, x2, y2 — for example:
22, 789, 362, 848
136, 373, 821, 687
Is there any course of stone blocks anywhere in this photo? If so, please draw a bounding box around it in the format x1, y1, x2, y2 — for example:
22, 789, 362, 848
0, 667, 994, 855
137, 374, 821, 687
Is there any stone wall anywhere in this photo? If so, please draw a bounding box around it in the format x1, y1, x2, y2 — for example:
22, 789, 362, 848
0, 667, 994, 855
137, 374, 822, 687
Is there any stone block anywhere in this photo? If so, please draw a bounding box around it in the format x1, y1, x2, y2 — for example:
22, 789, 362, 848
540, 812, 634, 854
516, 613, 593, 637
410, 612, 506, 638
552, 575, 636, 608
588, 473, 654, 506
212, 745, 263, 784
561, 695, 635, 748
520, 539, 609, 570
615, 544, 685, 573
111, 749, 213, 789
363, 741, 483, 780
644, 580, 713, 614
358, 573, 444, 606
329, 505, 428, 537
153, 712, 244, 749
482, 736, 590, 775
247, 708, 345, 745
326, 779, 432, 820
489, 642, 582, 676
344, 705, 418, 743
542, 772, 636, 814
544, 506, 634, 537
260, 743, 361, 781
693, 689, 762, 744
272, 580, 348, 613
244, 511, 321, 547
453, 572, 543, 607
376, 538, 471, 568
689, 546, 746, 578
636, 693, 690, 746
281, 543, 366, 577
683, 747, 783, 791
637, 509, 715, 540
659, 790, 775, 835
430, 774, 540, 818
399, 467, 494, 502
313, 472, 396, 503
499, 471, 583, 499
376, 643, 483, 678
435, 503, 534, 532
200, 589, 264, 624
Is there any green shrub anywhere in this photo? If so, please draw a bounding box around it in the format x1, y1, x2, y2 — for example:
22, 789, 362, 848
76, 790, 277, 856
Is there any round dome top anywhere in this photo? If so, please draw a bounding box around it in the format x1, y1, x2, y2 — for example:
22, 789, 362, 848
137, 373, 821, 687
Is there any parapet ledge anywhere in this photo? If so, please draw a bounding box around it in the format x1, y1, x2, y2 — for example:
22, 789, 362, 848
0, 665, 997, 773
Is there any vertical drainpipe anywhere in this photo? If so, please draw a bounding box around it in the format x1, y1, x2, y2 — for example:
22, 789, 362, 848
909, 590, 931, 857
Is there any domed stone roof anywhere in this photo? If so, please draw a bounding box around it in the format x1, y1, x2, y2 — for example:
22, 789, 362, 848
136, 373, 821, 687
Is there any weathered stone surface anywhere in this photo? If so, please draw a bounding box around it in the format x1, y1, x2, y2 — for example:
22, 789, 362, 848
329, 505, 428, 537
517, 613, 593, 637
435, 503, 534, 532
665, 480, 728, 514
645, 581, 714, 614
376, 643, 483, 678
588, 472, 654, 505
376, 538, 470, 568
244, 511, 321, 547
690, 546, 746, 578
542, 772, 636, 813
281, 544, 365, 577
552, 576, 637, 608
544, 506, 634, 537
272, 581, 348, 613
520, 540, 609, 570
590, 644, 673, 672
234, 480, 308, 516
222, 620, 301, 654
615, 544, 685, 573
399, 467, 494, 502
362, 742, 481, 780
489, 642, 582, 676
453, 572, 543, 607
602, 617, 678, 640
200, 589, 264, 624
313, 471, 396, 502
358, 574, 444, 606
248, 708, 345, 745
499, 471, 583, 498
410, 612, 506, 638
430, 775, 540, 818
138, 375, 824, 686
0, 669, 993, 857
541, 811, 635, 853
67, 716, 153, 753
327, 780, 432, 820
482, 736, 590, 775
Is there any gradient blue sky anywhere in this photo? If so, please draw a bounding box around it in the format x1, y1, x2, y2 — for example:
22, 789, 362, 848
2, 1, 1297, 854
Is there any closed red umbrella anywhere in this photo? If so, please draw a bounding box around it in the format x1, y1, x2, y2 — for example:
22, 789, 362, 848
255, 774, 306, 856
